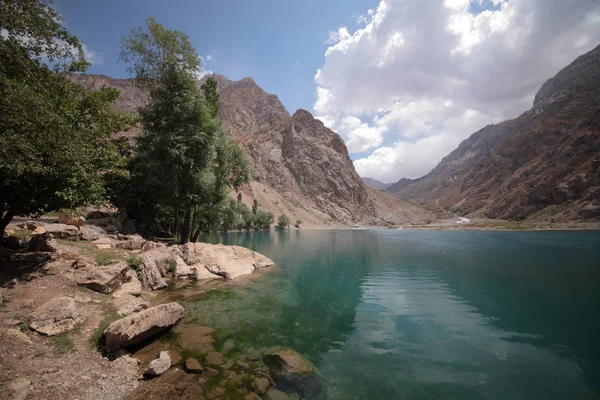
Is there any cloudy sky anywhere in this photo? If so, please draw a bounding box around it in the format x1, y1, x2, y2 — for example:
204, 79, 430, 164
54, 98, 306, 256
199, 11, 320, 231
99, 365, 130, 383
57, 0, 600, 183
314, 0, 600, 182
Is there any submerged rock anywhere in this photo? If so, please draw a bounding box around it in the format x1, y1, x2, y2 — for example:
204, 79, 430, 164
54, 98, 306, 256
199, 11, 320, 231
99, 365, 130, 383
28, 297, 83, 336
184, 358, 204, 373
103, 302, 184, 351
204, 351, 223, 366
263, 347, 322, 398
146, 351, 171, 376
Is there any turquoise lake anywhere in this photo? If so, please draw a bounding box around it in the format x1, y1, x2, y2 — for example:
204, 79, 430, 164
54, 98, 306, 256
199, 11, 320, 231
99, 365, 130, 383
191, 229, 600, 399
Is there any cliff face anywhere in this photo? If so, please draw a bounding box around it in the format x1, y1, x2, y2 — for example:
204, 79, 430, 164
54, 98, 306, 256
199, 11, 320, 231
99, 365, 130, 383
73, 73, 432, 226
387, 45, 600, 221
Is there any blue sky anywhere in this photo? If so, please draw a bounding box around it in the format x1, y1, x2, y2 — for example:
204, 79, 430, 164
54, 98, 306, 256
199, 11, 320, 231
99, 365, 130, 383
56, 0, 378, 115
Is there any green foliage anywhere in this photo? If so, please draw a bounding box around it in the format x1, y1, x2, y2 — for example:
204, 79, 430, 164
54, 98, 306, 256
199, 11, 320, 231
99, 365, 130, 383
51, 333, 76, 355
256, 210, 274, 230
90, 313, 120, 350
252, 199, 259, 215
278, 214, 291, 229
0, 0, 133, 237
113, 19, 251, 243
94, 253, 114, 266
237, 192, 242, 203
125, 254, 142, 269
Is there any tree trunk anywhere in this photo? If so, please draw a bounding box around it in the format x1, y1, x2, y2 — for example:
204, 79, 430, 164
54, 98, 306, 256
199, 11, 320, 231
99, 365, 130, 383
179, 208, 191, 244
0, 211, 15, 242
191, 229, 200, 243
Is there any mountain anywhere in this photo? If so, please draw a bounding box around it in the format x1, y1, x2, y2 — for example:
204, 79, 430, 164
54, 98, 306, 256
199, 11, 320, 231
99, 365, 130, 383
362, 178, 392, 190
72, 74, 434, 227
387, 45, 600, 222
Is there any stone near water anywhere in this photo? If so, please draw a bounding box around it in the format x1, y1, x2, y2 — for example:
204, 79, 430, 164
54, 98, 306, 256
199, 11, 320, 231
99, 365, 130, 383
222, 338, 235, 352
184, 358, 204, 373
252, 377, 270, 395
104, 302, 184, 351
113, 269, 143, 297
265, 389, 289, 400
205, 351, 223, 366
263, 346, 322, 398
244, 393, 262, 400
28, 296, 83, 336
205, 367, 219, 377
113, 293, 149, 316
137, 253, 167, 290
146, 351, 171, 376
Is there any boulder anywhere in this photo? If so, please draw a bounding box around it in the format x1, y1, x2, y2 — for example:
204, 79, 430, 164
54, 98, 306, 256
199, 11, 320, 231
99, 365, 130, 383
137, 253, 168, 290
28, 297, 83, 336
204, 351, 223, 366
172, 242, 275, 280
103, 302, 184, 351
184, 358, 204, 373
80, 225, 107, 241
43, 223, 80, 238
263, 347, 322, 398
17, 220, 46, 230
58, 211, 86, 227
252, 377, 270, 395
113, 293, 149, 316
265, 389, 289, 400
146, 351, 171, 376
113, 269, 143, 297
72, 262, 129, 294
71, 255, 95, 269
141, 249, 173, 276
27, 233, 60, 252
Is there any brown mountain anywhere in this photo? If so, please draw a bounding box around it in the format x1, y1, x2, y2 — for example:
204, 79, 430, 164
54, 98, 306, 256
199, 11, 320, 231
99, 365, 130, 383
387, 45, 600, 222
72, 74, 434, 227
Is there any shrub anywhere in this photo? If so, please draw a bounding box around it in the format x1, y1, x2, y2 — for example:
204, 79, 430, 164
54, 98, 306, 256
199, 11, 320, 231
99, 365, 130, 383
278, 214, 290, 229
294, 219, 302, 228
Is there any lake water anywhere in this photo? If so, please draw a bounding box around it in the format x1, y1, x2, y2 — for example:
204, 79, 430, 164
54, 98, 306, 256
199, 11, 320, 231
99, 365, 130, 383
190, 229, 600, 399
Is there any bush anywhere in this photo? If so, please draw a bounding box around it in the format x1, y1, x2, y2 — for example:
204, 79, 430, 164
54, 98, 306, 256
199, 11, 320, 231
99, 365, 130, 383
294, 219, 302, 228
256, 211, 274, 230
278, 214, 290, 229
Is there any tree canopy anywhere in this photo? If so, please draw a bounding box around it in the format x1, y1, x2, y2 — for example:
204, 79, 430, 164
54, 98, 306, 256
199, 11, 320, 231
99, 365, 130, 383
0, 0, 133, 238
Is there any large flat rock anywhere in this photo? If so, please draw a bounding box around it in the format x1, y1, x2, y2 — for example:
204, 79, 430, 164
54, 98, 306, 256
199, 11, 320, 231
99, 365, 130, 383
28, 297, 83, 336
71, 262, 129, 294
172, 242, 275, 280
103, 302, 184, 351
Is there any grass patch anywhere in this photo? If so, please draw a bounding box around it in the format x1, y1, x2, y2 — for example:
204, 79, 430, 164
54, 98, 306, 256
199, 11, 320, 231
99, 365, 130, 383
125, 254, 143, 269
51, 333, 76, 355
95, 253, 114, 266
91, 312, 120, 350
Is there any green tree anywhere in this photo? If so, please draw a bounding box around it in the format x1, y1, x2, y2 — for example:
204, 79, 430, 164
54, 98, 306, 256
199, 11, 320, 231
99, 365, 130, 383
118, 18, 250, 243
278, 214, 291, 230
252, 199, 259, 215
0, 0, 132, 238
256, 211, 274, 230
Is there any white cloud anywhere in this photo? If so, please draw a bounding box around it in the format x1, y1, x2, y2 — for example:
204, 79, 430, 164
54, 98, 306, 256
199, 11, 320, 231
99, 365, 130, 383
314, 0, 600, 182
206, 54, 212, 61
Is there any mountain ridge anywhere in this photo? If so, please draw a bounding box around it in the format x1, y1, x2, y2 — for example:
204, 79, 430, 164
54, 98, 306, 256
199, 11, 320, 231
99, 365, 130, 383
386, 44, 600, 222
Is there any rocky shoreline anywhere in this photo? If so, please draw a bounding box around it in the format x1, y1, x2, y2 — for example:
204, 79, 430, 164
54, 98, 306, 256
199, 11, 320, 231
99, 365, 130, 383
0, 218, 320, 400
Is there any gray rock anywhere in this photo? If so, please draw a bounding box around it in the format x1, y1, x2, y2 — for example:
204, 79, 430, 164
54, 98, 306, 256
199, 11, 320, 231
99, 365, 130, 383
146, 351, 171, 376
263, 347, 322, 398
112, 269, 143, 297
27, 233, 59, 252
72, 262, 129, 294
113, 293, 149, 316
43, 223, 80, 238
28, 297, 83, 336
103, 302, 184, 351
137, 253, 168, 290
79, 225, 107, 241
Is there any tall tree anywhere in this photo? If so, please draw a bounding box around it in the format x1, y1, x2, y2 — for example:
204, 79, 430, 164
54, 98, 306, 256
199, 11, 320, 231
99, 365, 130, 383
119, 19, 249, 243
0, 0, 132, 239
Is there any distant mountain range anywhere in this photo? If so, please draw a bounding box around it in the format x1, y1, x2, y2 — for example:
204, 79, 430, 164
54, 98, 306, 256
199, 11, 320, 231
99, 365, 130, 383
71, 74, 434, 227
362, 178, 393, 191
385, 44, 600, 222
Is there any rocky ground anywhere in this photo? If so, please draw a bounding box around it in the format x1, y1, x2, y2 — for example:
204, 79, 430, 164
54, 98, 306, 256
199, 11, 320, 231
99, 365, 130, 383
0, 215, 319, 400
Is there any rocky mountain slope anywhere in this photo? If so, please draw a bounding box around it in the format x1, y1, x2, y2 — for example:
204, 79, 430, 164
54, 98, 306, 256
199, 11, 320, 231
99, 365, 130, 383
387, 44, 600, 222
72, 74, 433, 227
362, 178, 392, 191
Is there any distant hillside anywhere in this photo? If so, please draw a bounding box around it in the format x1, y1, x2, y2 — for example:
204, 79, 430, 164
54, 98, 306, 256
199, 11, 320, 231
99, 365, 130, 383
362, 177, 392, 190
386, 45, 600, 222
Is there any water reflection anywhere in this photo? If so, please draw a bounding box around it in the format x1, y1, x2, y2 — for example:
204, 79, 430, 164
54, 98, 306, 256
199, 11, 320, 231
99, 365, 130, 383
195, 230, 600, 399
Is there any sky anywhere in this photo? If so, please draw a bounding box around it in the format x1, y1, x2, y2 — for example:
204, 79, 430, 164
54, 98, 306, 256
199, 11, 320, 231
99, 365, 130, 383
56, 0, 600, 183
